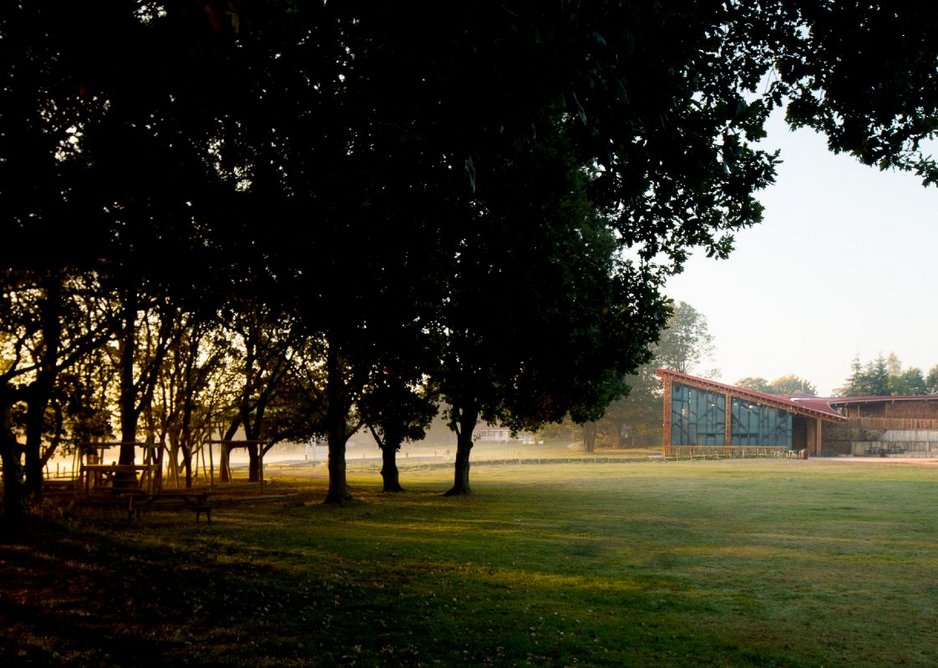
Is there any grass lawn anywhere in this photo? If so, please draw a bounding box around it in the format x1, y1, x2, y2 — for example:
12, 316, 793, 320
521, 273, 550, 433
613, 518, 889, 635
3, 458, 938, 666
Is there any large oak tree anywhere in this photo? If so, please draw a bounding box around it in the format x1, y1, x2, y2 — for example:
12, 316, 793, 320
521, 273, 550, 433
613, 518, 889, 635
4, 2, 938, 514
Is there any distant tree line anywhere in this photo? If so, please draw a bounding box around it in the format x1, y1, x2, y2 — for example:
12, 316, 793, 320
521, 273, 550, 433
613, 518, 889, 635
735, 355, 938, 399
736, 376, 818, 397
837, 354, 938, 397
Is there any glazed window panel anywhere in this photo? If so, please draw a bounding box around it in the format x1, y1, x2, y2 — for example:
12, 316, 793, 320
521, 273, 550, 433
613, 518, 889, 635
670, 383, 725, 445
730, 398, 792, 447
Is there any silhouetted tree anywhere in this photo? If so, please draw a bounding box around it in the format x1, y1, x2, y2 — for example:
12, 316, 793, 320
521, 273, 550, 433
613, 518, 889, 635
6, 3, 938, 515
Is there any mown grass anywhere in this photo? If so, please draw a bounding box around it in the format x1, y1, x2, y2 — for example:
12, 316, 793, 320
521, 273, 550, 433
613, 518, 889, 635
4, 458, 938, 666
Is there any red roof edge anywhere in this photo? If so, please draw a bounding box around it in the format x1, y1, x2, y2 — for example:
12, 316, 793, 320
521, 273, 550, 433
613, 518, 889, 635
825, 395, 938, 405
655, 369, 847, 422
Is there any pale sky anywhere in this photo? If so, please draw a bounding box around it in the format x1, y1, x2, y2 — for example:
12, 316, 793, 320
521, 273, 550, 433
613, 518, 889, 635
665, 111, 938, 396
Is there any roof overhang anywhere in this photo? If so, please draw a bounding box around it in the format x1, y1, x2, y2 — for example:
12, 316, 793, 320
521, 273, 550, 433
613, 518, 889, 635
827, 395, 938, 406
656, 369, 847, 423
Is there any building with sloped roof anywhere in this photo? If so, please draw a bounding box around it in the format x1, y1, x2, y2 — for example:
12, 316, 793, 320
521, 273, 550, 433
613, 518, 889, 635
802, 395, 938, 456
657, 369, 938, 457
657, 369, 846, 458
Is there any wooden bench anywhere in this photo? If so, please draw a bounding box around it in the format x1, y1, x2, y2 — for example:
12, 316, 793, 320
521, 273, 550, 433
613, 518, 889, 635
71, 491, 212, 523
134, 490, 213, 523
70, 493, 143, 522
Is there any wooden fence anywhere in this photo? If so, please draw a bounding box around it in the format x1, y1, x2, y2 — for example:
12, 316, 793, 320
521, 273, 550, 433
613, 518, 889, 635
826, 417, 938, 456
849, 417, 938, 431
664, 445, 786, 460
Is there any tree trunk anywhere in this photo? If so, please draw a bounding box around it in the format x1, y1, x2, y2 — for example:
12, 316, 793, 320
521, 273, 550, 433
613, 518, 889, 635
369, 425, 404, 493
219, 419, 238, 483
0, 390, 26, 525
219, 444, 232, 483
247, 442, 260, 482
583, 421, 597, 453
183, 446, 193, 488
112, 299, 140, 489
324, 345, 352, 503
180, 362, 194, 488
380, 440, 404, 493
239, 378, 264, 484
23, 382, 51, 500
445, 404, 477, 496
325, 436, 350, 503
155, 443, 165, 491
0, 437, 26, 524
24, 271, 63, 501
118, 296, 138, 467
117, 295, 174, 475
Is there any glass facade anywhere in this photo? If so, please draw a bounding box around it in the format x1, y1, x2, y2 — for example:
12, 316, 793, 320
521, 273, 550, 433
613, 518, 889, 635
670, 384, 725, 445
730, 398, 792, 447
670, 382, 793, 447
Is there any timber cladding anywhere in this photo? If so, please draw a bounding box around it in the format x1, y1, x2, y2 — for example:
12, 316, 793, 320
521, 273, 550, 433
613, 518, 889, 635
886, 401, 938, 418
840, 399, 938, 419
824, 417, 938, 456
827, 400, 938, 455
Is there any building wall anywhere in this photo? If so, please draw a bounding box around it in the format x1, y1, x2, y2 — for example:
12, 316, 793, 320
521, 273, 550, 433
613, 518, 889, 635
841, 399, 938, 419
792, 416, 807, 451
825, 409, 938, 456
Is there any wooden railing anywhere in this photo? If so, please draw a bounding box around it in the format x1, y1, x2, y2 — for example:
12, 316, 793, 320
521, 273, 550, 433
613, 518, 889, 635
664, 445, 786, 459
849, 417, 938, 430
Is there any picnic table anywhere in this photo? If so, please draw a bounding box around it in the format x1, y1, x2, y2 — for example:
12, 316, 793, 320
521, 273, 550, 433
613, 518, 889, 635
76, 463, 212, 522
81, 463, 155, 494
131, 489, 213, 523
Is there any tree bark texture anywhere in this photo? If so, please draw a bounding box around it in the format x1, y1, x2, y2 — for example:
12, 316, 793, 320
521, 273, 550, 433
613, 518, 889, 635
118, 296, 138, 468
247, 442, 260, 482
583, 422, 597, 454
324, 345, 352, 503
24, 272, 62, 500
325, 440, 350, 503
0, 391, 26, 523
380, 441, 404, 493
219, 419, 239, 483
183, 448, 193, 488
219, 444, 232, 483
445, 404, 478, 496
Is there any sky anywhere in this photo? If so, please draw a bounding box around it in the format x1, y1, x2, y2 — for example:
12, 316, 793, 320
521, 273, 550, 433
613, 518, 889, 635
664, 111, 938, 396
